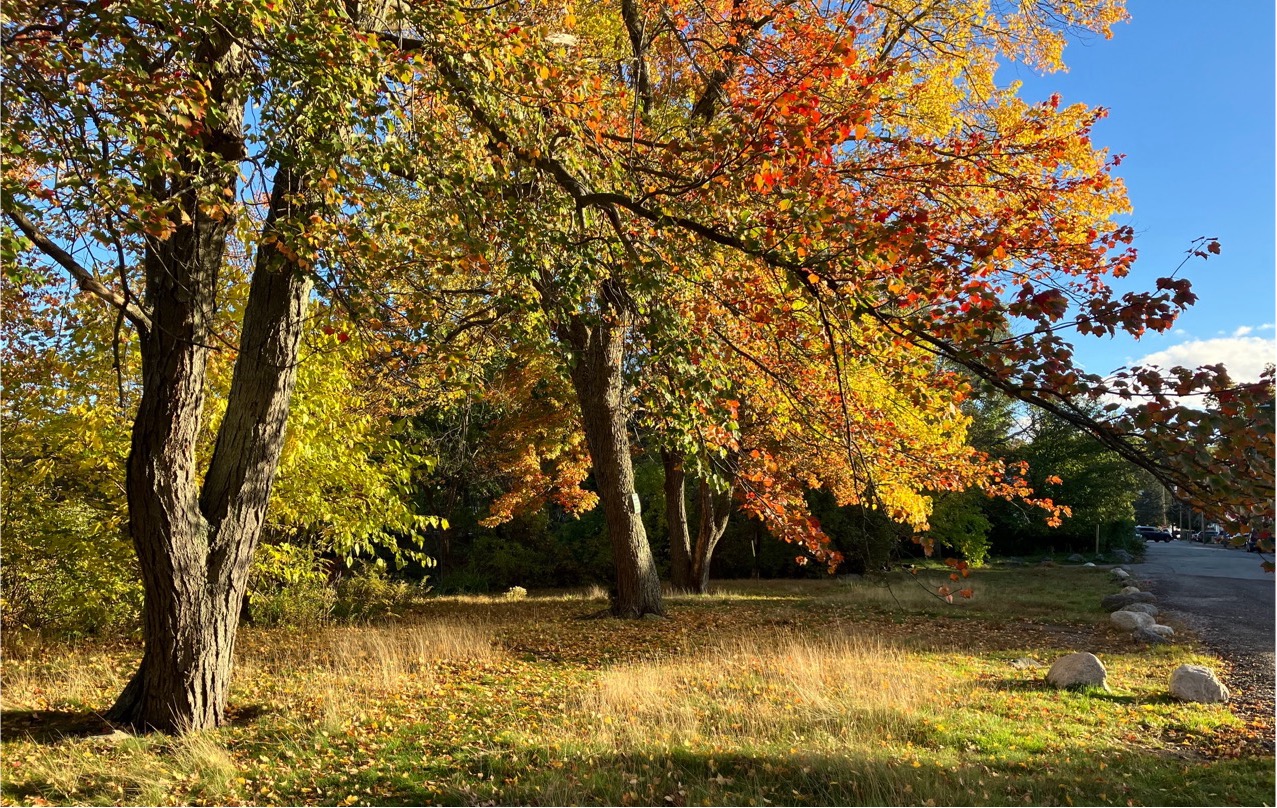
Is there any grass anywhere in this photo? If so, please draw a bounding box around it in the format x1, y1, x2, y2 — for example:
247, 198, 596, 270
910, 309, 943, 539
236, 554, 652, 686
2, 566, 1272, 806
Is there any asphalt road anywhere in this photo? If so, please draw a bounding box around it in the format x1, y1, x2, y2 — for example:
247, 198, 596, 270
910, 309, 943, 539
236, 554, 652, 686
1134, 539, 1275, 720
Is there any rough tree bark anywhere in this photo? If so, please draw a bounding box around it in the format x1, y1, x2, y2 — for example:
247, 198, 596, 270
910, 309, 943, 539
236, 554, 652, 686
105, 159, 314, 732
561, 279, 665, 617
689, 479, 733, 593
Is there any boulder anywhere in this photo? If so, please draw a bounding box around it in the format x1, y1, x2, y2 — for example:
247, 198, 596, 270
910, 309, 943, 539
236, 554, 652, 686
1083, 562, 1097, 567
1119, 585, 1141, 594
1110, 609, 1155, 630
1133, 627, 1170, 645
1124, 602, 1159, 616
1101, 592, 1157, 611
1148, 624, 1174, 637
1110, 568, 1131, 582
1111, 549, 1134, 563
1046, 652, 1108, 690
1169, 665, 1229, 703
1067, 554, 1086, 563
1009, 658, 1041, 670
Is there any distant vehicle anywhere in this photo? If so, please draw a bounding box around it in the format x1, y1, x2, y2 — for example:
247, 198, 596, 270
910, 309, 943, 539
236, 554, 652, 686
1135, 525, 1173, 542
1199, 527, 1225, 543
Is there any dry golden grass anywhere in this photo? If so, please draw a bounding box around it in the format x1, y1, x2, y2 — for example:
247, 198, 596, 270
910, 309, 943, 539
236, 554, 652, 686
0, 644, 129, 710
4, 576, 1269, 807
231, 617, 500, 730
14, 730, 237, 805
577, 633, 942, 750
240, 618, 496, 675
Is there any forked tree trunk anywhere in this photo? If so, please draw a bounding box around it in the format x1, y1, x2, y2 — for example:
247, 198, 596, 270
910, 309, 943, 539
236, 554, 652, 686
661, 450, 734, 595
562, 280, 664, 618
689, 479, 733, 594
107, 163, 313, 732
661, 449, 694, 591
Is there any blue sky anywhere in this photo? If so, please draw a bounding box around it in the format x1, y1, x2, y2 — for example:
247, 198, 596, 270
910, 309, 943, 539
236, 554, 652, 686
1004, 0, 1275, 383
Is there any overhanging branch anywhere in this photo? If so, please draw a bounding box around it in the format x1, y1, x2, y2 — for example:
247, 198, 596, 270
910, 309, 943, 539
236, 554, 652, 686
6, 209, 152, 334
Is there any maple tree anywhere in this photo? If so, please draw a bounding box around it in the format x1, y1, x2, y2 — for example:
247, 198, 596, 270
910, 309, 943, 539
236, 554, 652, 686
376, 0, 1270, 611
6, 0, 1273, 735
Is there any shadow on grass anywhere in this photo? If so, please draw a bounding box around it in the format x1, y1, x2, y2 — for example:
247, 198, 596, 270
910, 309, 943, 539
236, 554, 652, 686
321, 739, 1274, 807
974, 676, 1179, 705
0, 709, 115, 744
2, 702, 271, 746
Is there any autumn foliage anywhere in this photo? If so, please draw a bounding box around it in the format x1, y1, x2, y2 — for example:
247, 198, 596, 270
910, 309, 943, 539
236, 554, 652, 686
3, 0, 1273, 731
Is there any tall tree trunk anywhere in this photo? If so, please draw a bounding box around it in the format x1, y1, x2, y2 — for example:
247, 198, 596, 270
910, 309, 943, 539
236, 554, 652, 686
662, 449, 694, 592
562, 279, 664, 618
108, 163, 313, 732
688, 479, 733, 594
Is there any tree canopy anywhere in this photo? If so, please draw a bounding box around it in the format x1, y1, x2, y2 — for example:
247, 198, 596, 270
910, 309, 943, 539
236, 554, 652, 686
3, 0, 1271, 732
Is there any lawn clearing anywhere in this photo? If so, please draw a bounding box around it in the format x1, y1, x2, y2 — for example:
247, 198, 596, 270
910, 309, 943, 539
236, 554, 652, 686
2, 567, 1272, 806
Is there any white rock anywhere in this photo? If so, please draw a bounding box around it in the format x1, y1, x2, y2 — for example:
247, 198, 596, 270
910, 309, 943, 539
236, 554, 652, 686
1170, 664, 1229, 703
1110, 609, 1155, 630
1111, 568, 1131, 581
1046, 652, 1108, 689
1083, 562, 1097, 567
1124, 603, 1159, 616
1120, 585, 1141, 594
1148, 624, 1174, 637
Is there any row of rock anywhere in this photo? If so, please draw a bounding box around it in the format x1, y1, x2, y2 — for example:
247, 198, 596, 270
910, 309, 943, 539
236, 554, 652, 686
1044, 652, 1230, 703
1034, 563, 1231, 703
1104, 568, 1176, 645
1006, 548, 1134, 567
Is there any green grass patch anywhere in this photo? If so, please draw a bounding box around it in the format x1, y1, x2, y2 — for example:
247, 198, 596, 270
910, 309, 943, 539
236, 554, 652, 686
2, 571, 1271, 806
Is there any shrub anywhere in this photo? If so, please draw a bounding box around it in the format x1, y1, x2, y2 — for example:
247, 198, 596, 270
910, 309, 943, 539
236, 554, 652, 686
246, 543, 334, 627
0, 501, 142, 637
332, 563, 429, 622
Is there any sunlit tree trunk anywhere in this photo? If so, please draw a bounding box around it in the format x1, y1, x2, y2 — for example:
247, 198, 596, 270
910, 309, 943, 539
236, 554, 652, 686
108, 161, 313, 732
561, 279, 665, 618
688, 479, 733, 593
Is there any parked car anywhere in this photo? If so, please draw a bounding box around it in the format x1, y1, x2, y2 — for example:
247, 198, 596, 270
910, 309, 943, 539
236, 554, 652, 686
1135, 525, 1173, 542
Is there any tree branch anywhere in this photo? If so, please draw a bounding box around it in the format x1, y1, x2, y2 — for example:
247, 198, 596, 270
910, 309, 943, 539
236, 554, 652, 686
6, 209, 152, 333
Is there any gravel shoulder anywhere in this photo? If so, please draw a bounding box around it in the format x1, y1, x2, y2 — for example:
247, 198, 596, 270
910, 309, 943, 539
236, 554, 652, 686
1134, 541, 1275, 754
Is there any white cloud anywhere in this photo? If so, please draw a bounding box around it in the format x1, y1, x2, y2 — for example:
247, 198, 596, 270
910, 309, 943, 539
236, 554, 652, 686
1130, 335, 1276, 383
1231, 325, 1254, 337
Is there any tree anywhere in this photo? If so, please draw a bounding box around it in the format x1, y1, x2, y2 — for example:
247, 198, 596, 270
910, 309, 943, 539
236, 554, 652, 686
984, 407, 1142, 554
3, 0, 438, 730
271, 0, 1273, 612
394, 0, 1271, 614
8, 0, 1272, 733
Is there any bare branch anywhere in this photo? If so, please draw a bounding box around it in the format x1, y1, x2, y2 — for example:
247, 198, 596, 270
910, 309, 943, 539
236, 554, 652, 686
6, 209, 152, 333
